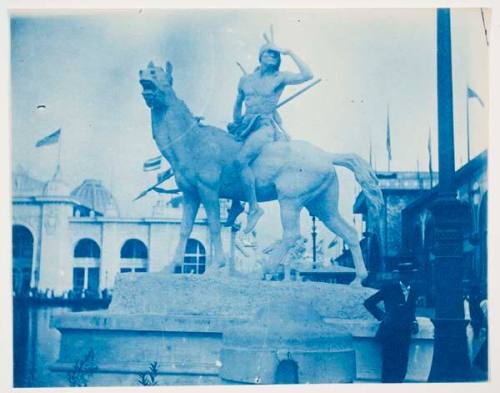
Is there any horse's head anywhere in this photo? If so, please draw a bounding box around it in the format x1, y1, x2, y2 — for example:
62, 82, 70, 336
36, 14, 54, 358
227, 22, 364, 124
139, 61, 174, 109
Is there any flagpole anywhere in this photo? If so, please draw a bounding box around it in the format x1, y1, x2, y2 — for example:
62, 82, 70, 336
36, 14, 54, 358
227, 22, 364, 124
386, 104, 391, 172
466, 88, 471, 162
55, 128, 63, 179
428, 126, 434, 188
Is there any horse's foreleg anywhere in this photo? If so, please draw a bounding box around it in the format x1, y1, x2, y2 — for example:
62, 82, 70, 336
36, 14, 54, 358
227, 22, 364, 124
170, 193, 200, 273
199, 186, 226, 271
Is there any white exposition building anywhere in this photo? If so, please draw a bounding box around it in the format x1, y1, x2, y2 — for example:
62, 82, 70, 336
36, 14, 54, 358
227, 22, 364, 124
12, 166, 234, 297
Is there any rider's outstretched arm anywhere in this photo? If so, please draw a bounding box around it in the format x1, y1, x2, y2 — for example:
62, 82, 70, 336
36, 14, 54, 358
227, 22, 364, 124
281, 50, 313, 85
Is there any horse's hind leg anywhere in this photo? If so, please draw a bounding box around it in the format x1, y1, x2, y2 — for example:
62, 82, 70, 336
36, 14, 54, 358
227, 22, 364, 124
224, 199, 244, 227
322, 214, 368, 285
307, 187, 368, 285
278, 198, 303, 262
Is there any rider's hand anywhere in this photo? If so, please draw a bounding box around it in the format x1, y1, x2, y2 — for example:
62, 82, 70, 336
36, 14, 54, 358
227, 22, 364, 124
276, 47, 291, 56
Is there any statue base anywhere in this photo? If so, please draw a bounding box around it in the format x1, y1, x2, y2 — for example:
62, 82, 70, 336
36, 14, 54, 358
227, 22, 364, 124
50, 273, 434, 386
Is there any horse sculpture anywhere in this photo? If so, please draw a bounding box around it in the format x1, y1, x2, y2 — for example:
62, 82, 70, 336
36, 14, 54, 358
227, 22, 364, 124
139, 60, 383, 284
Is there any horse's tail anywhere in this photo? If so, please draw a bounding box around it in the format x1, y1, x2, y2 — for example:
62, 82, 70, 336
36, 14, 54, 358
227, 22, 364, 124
331, 153, 383, 218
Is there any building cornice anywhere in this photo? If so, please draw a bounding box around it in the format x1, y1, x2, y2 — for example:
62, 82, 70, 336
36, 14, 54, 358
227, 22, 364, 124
13, 196, 81, 205
68, 216, 211, 225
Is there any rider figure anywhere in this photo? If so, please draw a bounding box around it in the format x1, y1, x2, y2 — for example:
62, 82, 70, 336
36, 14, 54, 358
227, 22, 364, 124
228, 41, 313, 233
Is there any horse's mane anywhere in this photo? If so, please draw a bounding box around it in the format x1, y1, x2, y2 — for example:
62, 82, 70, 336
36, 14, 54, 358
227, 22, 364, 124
173, 94, 238, 143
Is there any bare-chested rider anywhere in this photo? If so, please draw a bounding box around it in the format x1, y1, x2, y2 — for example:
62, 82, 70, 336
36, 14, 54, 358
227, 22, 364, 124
228, 41, 313, 233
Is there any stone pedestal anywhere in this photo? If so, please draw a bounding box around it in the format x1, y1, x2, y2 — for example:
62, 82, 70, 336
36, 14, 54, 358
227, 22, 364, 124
325, 318, 435, 381
220, 300, 356, 384
50, 273, 434, 386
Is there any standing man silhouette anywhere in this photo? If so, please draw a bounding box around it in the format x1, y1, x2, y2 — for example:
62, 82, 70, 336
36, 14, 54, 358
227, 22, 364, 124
364, 264, 419, 383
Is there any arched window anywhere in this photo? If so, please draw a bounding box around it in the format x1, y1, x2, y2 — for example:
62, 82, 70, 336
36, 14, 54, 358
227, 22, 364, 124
72, 239, 101, 297
74, 238, 101, 258
13, 225, 34, 259
182, 239, 206, 274
120, 239, 148, 259
120, 239, 148, 273
12, 225, 34, 296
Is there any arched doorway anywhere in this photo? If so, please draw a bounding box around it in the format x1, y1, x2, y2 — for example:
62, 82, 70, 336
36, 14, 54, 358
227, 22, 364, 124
73, 238, 101, 297
275, 359, 299, 384
12, 225, 34, 297
181, 239, 206, 274
120, 239, 149, 273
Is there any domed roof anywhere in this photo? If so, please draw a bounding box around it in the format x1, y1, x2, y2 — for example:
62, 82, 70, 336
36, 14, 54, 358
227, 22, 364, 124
70, 179, 119, 216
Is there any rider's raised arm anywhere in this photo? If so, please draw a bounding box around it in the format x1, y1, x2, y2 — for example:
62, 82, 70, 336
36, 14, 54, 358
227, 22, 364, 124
281, 50, 313, 85
233, 78, 245, 123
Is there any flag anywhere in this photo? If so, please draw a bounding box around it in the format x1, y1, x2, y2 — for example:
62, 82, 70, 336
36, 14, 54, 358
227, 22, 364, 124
143, 155, 162, 171
386, 106, 392, 164
157, 168, 174, 184
35, 128, 61, 147
467, 86, 485, 107
428, 127, 434, 186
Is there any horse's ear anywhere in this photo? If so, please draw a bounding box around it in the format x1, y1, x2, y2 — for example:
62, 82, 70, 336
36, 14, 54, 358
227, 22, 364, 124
165, 61, 174, 85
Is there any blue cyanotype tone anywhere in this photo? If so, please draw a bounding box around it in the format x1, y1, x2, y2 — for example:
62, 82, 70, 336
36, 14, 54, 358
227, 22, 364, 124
10, 8, 489, 387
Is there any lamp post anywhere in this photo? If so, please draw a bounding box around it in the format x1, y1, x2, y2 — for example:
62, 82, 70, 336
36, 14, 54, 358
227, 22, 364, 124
427, 8, 472, 382
311, 214, 317, 269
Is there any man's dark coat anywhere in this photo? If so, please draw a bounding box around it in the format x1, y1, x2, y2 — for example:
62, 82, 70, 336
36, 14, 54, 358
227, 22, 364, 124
364, 281, 418, 383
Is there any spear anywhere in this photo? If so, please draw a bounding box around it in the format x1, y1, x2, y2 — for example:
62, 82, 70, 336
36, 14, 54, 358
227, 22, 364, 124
276, 78, 322, 109
133, 168, 176, 201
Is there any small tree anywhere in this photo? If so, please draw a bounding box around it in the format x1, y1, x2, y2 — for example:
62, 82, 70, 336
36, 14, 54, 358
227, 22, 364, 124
67, 349, 98, 387
137, 361, 160, 386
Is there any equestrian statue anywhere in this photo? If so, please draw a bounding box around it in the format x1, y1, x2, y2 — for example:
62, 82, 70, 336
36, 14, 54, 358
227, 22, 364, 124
138, 34, 383, 285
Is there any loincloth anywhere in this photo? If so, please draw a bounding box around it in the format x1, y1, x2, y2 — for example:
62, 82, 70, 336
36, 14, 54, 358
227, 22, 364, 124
227, 113, 288, 142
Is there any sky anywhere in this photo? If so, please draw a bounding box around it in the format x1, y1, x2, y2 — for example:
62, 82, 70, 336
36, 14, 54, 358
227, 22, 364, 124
10, 8, 490, 246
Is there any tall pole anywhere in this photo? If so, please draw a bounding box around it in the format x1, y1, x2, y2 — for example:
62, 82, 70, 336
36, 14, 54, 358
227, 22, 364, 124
466, 91, 471, 162
311, 214, 317, 269
436, 10, 456, 195
428, 9, 472, 382
55, 129, 63, 179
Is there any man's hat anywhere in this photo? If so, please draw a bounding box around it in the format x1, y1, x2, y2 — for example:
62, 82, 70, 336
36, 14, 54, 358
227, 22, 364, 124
393, 262, 418, 274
